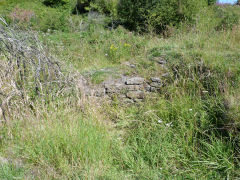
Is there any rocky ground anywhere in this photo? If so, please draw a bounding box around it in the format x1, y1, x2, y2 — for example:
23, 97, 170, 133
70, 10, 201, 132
79, 59, 169, 103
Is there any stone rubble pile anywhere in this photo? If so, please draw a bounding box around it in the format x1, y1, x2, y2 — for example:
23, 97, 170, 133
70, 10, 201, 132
79, 75, 166, 103
77, 57, 170, 103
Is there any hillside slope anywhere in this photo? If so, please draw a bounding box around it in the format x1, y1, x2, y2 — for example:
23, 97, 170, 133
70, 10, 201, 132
0, 1, 240, 179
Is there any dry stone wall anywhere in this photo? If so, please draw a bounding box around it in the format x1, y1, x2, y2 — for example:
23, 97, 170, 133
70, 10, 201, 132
79, 75, 167, 103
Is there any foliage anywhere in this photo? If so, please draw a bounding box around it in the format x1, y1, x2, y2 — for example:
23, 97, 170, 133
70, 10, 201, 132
117, 0, 208, 33
208, 0, 217, 5
215, 6, 239, 30
0, 164, 25, 179
73, 0, 118, 17
0, 1, 240, 179
0, 18, 74, 119
35, 8, 69, 32
43, 0, 71, 7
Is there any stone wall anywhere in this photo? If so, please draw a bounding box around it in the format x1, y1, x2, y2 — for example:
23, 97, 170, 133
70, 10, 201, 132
79, 74, 168, 103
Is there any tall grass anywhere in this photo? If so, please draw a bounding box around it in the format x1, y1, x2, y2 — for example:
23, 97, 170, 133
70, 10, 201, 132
0, 1, 240, 179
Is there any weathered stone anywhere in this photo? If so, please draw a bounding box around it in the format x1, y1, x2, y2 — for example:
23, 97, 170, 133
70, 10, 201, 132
122, 61, 136, 68
124, 85, 143, 91
157, 60, 167, 65
150, 82, 162, 88
125, 77, 144, 85
133, 98, 143, 103
130, 64, 136, 68
161, 73, 170, 77
122, 98, 134, 104
150, 77, 162, 83
105, 83, 125, 94
150, 87, 157, 92
120, 76, 128, 83
152, 57, 167, 65
126, 91, 145, 99
75, 73, 167, 103
143, 83, 151, 92
118, 94, 127, 98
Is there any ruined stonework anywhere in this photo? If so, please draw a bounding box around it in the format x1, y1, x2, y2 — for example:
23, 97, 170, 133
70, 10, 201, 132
78, 75, 166, 103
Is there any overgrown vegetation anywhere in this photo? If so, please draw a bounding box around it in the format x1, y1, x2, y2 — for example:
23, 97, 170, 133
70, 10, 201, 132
117, 0, 208, 32
0, 0, 240, 179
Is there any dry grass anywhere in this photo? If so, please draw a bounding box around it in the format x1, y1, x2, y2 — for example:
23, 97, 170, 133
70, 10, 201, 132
0, 18, 77, 124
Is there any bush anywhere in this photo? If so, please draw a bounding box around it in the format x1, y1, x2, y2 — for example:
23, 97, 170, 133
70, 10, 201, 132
91, 0, 118, 17
35, 8, 69, 32
208, 0, 217, 5
43, 0, 75, 8
117, 0, 208, 33
9, 7, 35, 29
3, 1, 70, 32
43, 0, 117, 16
8, 6, 69, 32
73, 0, 117, 17
215, 7, 239, 30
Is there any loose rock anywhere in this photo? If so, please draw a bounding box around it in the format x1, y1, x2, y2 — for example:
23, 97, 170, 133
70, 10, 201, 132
126, 91, 145, 100
123, 61, 136, 68
152, 56, 167, 65
150, 77, 162, 83
150, 82, 162, 88
126, 77, 144, 85
124, 85, 143, 91
161, 73, 170, 77
158, 60, 167, 65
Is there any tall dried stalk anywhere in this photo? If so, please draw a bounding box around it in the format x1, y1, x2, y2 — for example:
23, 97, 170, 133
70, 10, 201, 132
0, 18, 75, 121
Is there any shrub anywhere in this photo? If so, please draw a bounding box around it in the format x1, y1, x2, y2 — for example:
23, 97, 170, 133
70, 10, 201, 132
9, 7, 35, 29
35, 8, 69, 32
42, 0, 117, 17
43, 0, 75, 8
73, 0, 117, 17
91, 0, 118, 16
5, 1, 70, 32
117, 0, 208, 33
215, 7, 239, 30
208, 0, 217, 5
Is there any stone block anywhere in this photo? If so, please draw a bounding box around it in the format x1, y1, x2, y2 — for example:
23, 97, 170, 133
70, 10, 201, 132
126, 91, 145, 99
125, 77, 144, 85
150, 77, 162, 83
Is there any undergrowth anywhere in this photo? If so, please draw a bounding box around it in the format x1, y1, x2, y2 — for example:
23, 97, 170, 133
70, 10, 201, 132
0, 1, 240, 179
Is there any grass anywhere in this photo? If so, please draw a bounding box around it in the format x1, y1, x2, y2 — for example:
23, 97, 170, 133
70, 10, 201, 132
0, 0, 240, 179
0, 164, 25, 180
0, 104, 125, 179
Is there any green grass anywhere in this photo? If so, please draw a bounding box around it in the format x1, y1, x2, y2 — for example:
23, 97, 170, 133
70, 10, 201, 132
0, 164, 25, 180
0, 1, 240, 179
0, 105, 129, 179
